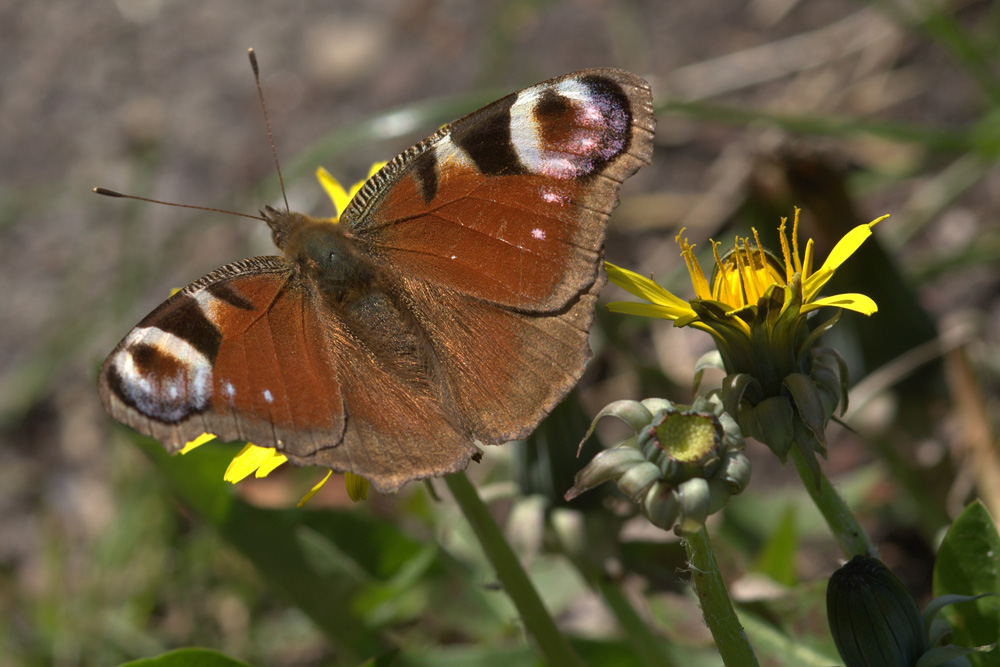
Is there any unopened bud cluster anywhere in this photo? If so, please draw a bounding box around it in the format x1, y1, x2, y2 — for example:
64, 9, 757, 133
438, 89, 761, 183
566, 396, 750, 535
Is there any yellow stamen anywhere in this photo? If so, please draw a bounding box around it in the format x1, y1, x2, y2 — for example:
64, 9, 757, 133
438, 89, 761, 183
676, 229, 712, 300
710, 239, 732, 303
778, 216, 794, 282
732, 239, 756, 306
791, 208, 803, 274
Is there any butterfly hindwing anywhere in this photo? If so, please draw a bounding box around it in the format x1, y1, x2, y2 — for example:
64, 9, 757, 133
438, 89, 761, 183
399, 267, 605, 445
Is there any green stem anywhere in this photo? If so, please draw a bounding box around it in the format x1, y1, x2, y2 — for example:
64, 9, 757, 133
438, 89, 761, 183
789, 446, 877, 559
684, 526, 759, 667
444, 472, 584, 666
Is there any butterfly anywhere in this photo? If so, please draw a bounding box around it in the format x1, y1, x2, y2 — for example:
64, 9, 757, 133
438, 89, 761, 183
98, 66, 655, 493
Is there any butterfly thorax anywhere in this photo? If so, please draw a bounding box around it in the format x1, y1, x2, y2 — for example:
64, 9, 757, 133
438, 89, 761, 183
265, 208, 374, 302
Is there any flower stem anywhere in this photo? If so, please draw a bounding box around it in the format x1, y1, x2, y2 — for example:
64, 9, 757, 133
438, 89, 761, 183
788, 446, 877, 558
444, 472, 584, 666
684, 526, 759, 666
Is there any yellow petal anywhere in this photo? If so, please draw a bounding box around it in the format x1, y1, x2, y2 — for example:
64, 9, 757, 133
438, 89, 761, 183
822, 225, 873, 271
805, 215, 888, 298
316, 166, 351, 220
606, 300, 695, 321
345, 472, 370, 502
297, 470, 333, 507
224, 443, 276, 484
802, 293, 878, 316
606, 262, 693, 312
180, 432, 216, 454
255, 451, 288, 478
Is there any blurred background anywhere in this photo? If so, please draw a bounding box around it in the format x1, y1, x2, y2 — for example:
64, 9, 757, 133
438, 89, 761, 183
2, 1, 998, 665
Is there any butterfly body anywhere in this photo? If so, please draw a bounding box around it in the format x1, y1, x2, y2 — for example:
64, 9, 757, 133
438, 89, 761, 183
99, 68, 655, 492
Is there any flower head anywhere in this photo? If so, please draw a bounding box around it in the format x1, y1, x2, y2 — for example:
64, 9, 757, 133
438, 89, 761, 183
606, 210, 887, 480
607, 209, 883, 371
565, 396, 750, 535
180, 164, 387, 504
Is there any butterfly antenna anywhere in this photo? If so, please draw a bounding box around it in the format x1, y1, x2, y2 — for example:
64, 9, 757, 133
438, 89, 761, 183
91, 188, 266, 222
248, 48, 290, 213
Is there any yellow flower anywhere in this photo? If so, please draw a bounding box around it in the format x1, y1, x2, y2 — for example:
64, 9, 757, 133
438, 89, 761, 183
180, 164, 387, 504
606, 209, 884, 339
605, 209, 889, 480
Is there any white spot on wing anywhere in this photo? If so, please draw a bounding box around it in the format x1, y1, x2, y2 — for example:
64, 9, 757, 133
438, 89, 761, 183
262, 389, 274, 404
434, 134, 476, 170
540, 187, 569, 205
509, 90, 547, 176
193, 289, 222, 320
532, 228, 546, 240
551, 79, 593, 102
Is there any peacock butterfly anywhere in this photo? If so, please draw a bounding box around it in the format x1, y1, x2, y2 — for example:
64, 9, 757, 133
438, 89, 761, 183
98, 57, 655, 493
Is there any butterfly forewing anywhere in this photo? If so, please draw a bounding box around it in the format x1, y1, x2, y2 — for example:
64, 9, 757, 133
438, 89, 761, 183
344, 69, 654, 311
100, 257, 349, 453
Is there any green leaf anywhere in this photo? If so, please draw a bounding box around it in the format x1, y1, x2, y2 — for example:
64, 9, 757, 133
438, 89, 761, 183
752, 504, 799, 586
118, 647, 253, 667
915, 642, 997, 667
130, 434, 512, 658
933, 501, 1000, 665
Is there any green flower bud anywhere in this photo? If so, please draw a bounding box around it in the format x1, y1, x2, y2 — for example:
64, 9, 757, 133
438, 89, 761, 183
566, 396, 750, 535
828, 556, 996, 666
827, 556, 929, 667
